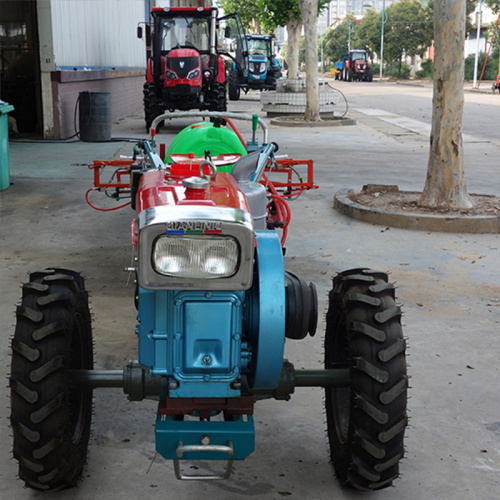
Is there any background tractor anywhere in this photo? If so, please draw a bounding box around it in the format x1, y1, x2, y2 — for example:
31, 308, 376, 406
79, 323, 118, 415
335, 49, 373, 82
138, 6, 247, 130
229, 34, 281, 100
10, 111, 407, 492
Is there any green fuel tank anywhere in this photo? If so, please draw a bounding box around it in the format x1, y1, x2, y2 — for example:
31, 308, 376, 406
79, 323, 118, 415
166, 122, 247, 173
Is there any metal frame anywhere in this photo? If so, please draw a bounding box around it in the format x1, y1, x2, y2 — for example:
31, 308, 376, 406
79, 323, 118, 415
151, 111, 269, 144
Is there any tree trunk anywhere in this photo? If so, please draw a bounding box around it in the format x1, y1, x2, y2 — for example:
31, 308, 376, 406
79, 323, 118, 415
420, 0, 473, 209
286, 15, 302, 80
299, 0, 320, 122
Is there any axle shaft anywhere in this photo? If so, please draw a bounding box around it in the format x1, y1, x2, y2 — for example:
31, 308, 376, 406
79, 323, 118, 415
70, 360, 350, 402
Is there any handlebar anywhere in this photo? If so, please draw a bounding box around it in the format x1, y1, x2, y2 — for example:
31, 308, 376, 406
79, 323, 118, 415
150, 111, 269, 144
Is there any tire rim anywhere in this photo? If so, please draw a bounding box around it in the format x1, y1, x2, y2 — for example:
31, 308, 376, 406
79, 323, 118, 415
332, 387, 350, 445
329, 311, 351, 445
69, 312, 91, 445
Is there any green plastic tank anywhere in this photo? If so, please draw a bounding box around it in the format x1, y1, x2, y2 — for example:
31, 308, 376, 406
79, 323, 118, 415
166, 122, 247, 173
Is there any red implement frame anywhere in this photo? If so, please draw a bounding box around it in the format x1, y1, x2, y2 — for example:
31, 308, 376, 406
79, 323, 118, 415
87, 156, 317, 243
89, 159, 134, 190
264, 159, 317, 197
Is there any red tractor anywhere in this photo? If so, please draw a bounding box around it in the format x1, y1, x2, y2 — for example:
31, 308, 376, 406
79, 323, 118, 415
138, 6, 247, 131
338, 49, 373, 82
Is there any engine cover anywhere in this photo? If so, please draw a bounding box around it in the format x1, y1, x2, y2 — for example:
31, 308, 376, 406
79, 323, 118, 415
137, 287, 246, 398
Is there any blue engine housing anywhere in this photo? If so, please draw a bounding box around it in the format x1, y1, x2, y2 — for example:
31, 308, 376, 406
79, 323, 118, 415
137, 288, 246, 398
136, 230, 286, 399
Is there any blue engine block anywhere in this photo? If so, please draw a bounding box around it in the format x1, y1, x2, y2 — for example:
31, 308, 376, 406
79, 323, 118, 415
136, 230, 286, 398
137, 288, 246, 398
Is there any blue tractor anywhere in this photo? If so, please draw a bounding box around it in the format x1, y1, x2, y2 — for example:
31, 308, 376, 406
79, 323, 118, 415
229, 34, 281, 100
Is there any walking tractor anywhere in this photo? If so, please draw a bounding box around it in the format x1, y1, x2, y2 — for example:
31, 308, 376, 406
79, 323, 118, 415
10, 111, 408, 491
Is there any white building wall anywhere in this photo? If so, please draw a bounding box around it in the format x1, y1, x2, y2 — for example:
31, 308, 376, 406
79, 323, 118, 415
51, 0, 147, 69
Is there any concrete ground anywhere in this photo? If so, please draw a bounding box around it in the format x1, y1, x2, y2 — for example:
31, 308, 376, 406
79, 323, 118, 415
1, 81, 499, 499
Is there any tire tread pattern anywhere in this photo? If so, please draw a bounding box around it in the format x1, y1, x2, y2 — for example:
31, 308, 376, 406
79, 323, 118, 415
325, 268, 407, 490
10, 268, 93, 491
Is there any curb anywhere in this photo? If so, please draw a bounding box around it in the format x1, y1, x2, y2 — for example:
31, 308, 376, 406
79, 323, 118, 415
334, 188, 500, 233
269, 116, 356, 127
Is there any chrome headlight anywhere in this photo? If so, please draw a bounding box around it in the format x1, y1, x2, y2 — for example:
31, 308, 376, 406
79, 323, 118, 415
137, 206, 255, 290
153, 235, 238, 278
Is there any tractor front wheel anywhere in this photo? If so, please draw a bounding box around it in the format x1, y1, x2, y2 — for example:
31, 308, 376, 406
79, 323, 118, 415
10, 269, 94, 491
143, 82, 164, 132
325, 268, 407, 490
208, 81, 227, 112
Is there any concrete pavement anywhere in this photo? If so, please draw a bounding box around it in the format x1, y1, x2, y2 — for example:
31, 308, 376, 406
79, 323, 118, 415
1, 81, 500, 499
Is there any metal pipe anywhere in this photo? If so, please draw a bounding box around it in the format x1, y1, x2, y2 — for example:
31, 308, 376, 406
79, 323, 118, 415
294, 369, 349, 387
253, 363, 350, 401
70, 364, 350, 402
210, 8, 217, 57
70, 370, 124, 388
251, 143, 276, 183
71, 364, 164, 401
380, 0, 387, 81
473, 0, 483, 89
150, 111, 269, 144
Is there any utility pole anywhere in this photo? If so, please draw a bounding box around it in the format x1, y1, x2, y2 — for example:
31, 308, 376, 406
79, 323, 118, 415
380, 0, 387, 80
473, 0, 483, 89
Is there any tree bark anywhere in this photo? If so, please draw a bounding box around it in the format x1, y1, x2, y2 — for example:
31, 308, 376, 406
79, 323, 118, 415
299, 0, 320, 121
420, 0, 473, 209
286, 15, 302, 80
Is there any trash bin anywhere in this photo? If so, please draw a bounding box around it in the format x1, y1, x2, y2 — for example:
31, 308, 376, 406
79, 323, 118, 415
0, 102, 14, 191
79, 91, 112, 142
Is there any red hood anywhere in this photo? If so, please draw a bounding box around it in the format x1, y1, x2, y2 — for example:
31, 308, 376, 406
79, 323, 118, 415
136, 170, 251, 214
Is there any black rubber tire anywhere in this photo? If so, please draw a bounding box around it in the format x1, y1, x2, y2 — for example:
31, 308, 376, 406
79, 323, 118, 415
208, 81, 227, 112
10, 269, 94, 491
265, 74, 277, 90
143, 81, 164, 132
325, 268, 407, 491
228, 70, 241, 101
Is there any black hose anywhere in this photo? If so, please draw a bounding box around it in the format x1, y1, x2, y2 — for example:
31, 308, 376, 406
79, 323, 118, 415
326, 82, 349, 118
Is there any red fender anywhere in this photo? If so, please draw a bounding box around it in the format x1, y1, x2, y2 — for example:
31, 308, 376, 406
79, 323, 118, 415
217, 55, 226, 83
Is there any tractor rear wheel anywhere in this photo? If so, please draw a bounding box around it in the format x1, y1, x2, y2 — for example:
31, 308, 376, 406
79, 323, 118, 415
265, 74, 278, 91
228, 70, 241, 101
325, 268, 407, 490
10, 269, 94, 491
